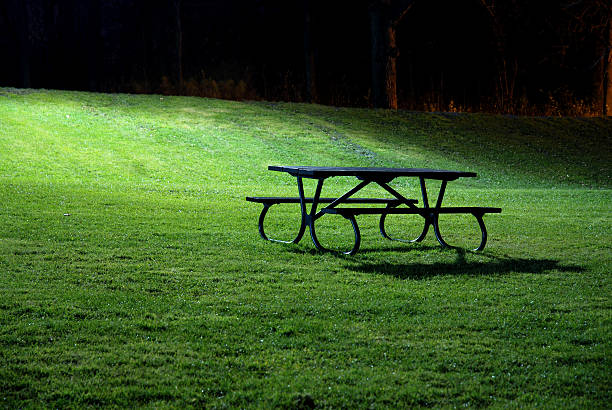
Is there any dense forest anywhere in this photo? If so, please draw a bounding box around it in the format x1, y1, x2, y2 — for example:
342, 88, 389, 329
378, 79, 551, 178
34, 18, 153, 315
2, 0, 610, 115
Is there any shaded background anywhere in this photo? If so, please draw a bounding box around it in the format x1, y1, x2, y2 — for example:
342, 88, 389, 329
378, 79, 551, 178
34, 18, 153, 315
1, 0, 610, 114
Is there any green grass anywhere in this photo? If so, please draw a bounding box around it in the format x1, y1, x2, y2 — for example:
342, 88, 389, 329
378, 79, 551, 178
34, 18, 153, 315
0, 88, 610, 408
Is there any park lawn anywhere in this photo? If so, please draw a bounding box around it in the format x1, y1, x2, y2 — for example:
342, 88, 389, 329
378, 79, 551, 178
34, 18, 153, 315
0, 88, 610, 408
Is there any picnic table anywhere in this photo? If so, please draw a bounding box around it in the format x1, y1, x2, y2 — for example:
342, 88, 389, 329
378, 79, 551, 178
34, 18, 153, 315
247, 166, 501, 255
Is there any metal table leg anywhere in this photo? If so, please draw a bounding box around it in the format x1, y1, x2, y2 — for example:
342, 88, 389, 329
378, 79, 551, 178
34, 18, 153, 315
298, 176, 363, 255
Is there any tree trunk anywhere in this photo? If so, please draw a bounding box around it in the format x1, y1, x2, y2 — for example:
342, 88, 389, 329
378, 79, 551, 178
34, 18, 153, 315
384, 22, 398, 109
479, 0, 516, 112
174, 0, 183, 93
370, 4, 398, 109
8, 0, 31, 88
370, 5, 384, 107
83, 0, 101, 91
604, 19, 612, 116
370, 1, 413, 109
303, 0, 317, 103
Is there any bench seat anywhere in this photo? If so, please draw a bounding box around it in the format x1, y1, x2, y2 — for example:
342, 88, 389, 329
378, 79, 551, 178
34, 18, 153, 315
246, 196, 417, 205
321, 206, 502, 216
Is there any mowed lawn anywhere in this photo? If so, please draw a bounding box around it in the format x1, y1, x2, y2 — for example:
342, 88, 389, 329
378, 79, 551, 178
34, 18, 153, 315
0, 88, 610, 408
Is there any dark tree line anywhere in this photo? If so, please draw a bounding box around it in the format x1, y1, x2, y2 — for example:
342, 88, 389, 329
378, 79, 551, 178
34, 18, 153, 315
1, 0, 610, 115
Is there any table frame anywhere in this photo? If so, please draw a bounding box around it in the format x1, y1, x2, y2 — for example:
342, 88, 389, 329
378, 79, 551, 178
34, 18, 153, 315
253, 166, 498, 255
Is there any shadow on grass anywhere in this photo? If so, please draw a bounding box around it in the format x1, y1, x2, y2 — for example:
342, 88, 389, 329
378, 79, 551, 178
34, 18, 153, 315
287, 243, 442, 256
343, 249, 585, 280
356, 244, 442, 253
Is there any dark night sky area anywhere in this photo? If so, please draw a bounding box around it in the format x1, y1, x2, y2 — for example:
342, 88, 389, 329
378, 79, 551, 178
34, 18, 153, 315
1, 0, 609, 112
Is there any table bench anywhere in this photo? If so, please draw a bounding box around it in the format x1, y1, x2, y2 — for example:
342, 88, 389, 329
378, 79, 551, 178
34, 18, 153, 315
247, 166, 501, 255
246, 196, 415, 242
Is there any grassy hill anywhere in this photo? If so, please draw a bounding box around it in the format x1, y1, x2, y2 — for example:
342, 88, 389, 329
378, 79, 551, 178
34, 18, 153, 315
1, 88, 610, 407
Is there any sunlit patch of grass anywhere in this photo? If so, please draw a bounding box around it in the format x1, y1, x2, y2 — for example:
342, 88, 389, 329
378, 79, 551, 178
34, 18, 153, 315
0, 88, 610, 408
